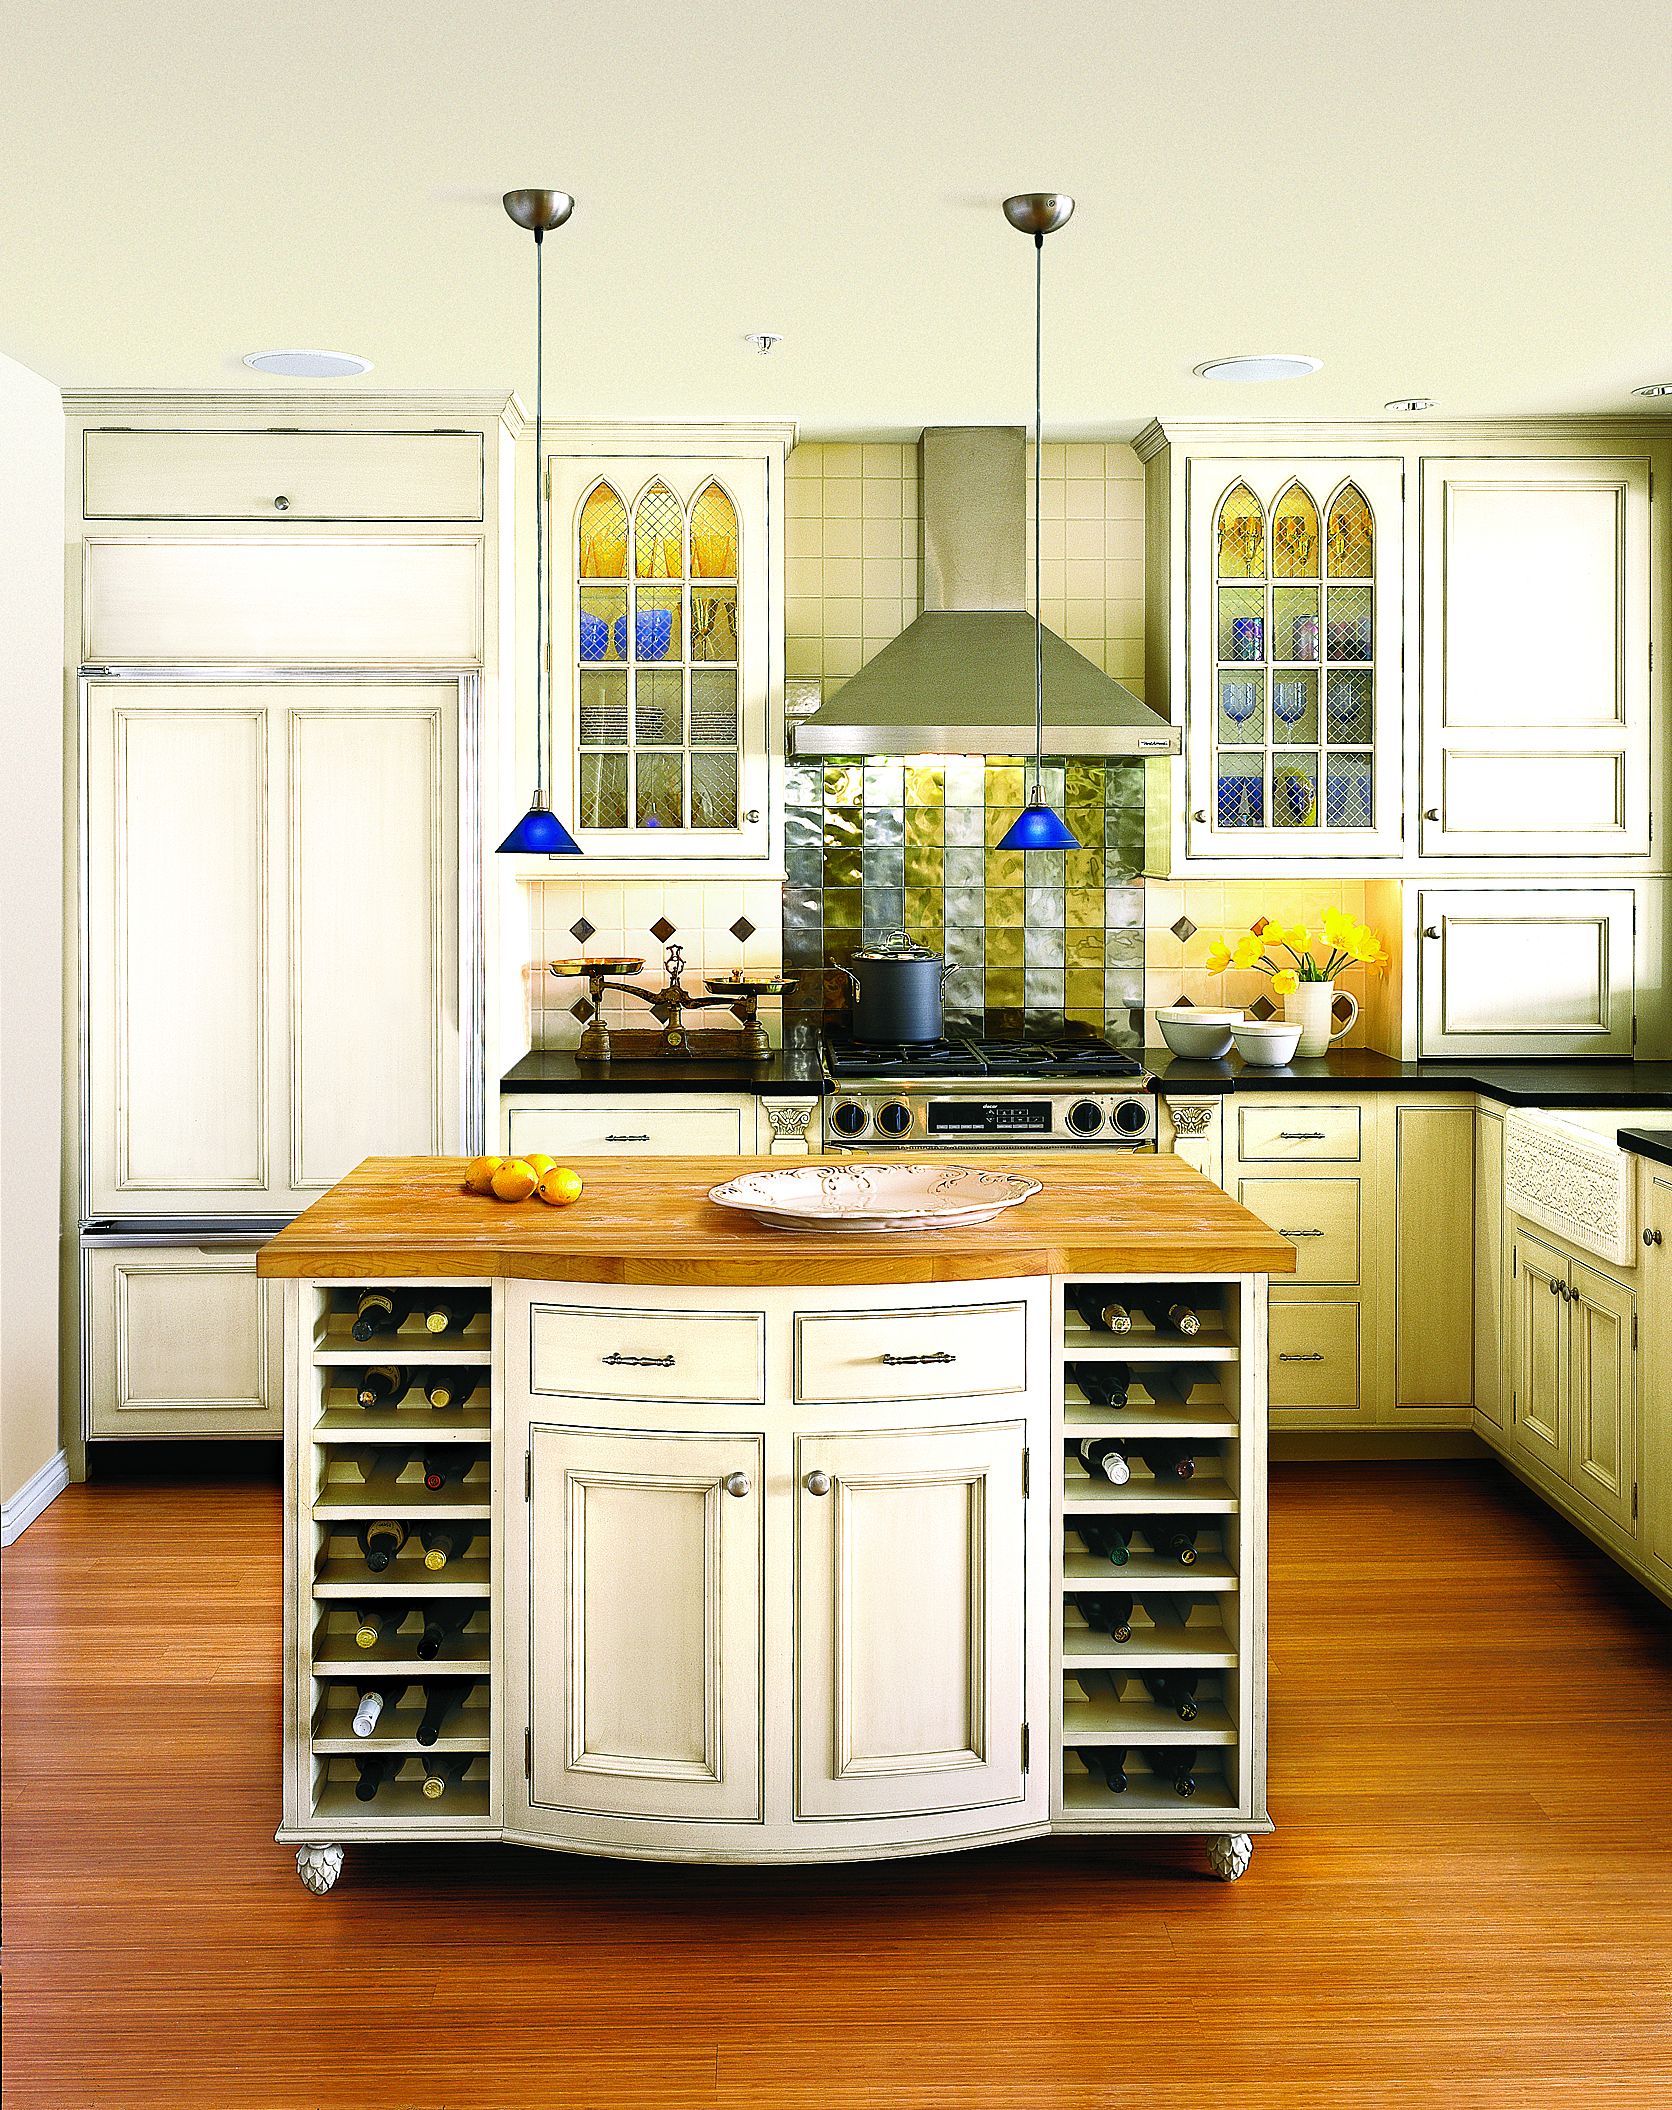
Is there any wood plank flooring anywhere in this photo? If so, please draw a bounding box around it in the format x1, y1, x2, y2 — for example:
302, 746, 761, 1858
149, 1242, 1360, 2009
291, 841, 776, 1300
4, 1459, 1671, 2108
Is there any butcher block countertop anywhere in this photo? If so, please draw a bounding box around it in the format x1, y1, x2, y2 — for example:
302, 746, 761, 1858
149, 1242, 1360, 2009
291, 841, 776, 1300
257, 1154, 1298, 1287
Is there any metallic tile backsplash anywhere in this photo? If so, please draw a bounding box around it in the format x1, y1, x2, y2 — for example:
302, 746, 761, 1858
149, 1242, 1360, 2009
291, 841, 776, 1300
783, 756, 1147, 1044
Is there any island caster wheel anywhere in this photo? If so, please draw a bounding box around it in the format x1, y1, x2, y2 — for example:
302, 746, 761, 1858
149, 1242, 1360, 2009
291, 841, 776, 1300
296, 1844, 344, 1895
1207, 1832, 1253, 1882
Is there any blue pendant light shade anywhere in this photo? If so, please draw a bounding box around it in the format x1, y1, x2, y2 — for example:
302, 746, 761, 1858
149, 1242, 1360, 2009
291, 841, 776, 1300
498, 189, 581, 856
996, 193, 1078, 854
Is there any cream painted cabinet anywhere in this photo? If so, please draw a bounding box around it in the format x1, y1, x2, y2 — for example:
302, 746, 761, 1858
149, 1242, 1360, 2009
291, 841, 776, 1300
1390, 1101, 1475, 1416
1419, 457, 1651, 858
1415, 888, 1635, 1059
83, 677, 465, 1216
1473, 1106, 1506, 1431
794, 1421, 1028, 1822
503, 1093, 757, 1159
82, 427, 485, 523
1509, 1226, 1569, 1472
1507, 1222, 1636, 1530
83, 1240, 282, 1437
1638, 1171, 1672, 1594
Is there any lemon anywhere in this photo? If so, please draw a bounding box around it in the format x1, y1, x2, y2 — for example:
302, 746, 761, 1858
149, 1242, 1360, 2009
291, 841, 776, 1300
462, 1154, 503, 1196
523, 1152, 558, 1177
491, 1158, 539, 1203
534, 1165, 585, 1208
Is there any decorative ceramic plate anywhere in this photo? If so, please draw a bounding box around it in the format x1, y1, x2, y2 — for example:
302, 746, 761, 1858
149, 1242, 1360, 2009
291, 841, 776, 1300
707, 1162, 1042, 1234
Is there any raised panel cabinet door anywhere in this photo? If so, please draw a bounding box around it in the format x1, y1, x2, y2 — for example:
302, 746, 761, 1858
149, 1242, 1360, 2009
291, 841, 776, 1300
1474, 1109, 1507, 1433
82, 428, 485, 522
1392, 1103, 1475, 1411
1416, 889, 1635, 1059
84, 1244, 281, 1437
84, 682, 270, 1214
795, 1422, 1027, 1823
1638, 1175, 1672, 1592
525, 1424, 764, 1822
1567, 1259, 1636, 1532
1509, 1229, 1568, 1473
1420, 457, 1650, 856
283, 689, 459, 1194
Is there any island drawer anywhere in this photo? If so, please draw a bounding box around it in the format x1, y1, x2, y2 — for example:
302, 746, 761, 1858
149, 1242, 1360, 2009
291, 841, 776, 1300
528, 1300, 767, 1405
793, 1301, 1028, 1404
1237, 1103, 1361, 1163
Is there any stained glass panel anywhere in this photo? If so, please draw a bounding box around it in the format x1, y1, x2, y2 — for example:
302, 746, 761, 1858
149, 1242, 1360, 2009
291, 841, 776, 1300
690, 482, 739, 579
1216, 482, 1265, 578
579, 670, 628, 747
691, 751, 739, 829
1271, 671, 1319, 745
632, 583, 682, 663
635, 751, 684, 830
1271, 752, 1320, 827
633, 480, 684, 579
1272, 484, 1320, 577
1326, 485, 1374, 577
578, 483, 627, 579
579, 585, 627, 662
691, 586, 739, 663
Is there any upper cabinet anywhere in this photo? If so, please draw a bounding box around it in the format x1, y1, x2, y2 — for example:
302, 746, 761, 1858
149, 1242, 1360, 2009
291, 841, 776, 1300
544, 429, 791, 865
1419, 456, 1651, 858
1185, 456, 1405, 861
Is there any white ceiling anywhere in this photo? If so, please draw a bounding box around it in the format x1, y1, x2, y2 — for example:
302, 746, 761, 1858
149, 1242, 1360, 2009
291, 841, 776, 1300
6, 0, 1670, 434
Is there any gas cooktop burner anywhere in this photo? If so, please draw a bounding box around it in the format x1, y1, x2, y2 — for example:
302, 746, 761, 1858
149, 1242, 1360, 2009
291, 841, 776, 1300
824, 1030, 1145, 1081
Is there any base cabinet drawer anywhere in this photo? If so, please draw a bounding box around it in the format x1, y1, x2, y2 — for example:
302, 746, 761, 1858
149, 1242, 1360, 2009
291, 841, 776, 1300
1236, 1177, 1360, 1285
1268, 1298, 1361, 1413
84, 1242, 282, 1436
505, 1097, 754, 1159
82, 428, 485, 522
529, 1300, 767, 1406
1237, 1104, 1361, 1163
793, 1302, 1028, 1404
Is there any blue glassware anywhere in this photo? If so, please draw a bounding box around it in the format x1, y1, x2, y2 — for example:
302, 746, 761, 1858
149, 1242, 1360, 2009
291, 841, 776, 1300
1230, 615, 1264, 662
579, 611, 608, 661
1217, 770, 1263, 828
611, 614, 628, 660
1273, 678, 1309, 737
635, 606, 673, 661
1222, 678, 1259, 735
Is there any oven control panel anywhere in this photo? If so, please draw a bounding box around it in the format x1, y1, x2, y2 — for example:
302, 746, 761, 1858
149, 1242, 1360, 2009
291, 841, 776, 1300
825, 1087, 1156, 1148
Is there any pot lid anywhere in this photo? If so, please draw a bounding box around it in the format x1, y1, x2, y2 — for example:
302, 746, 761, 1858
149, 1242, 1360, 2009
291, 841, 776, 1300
853, 930, 940, 963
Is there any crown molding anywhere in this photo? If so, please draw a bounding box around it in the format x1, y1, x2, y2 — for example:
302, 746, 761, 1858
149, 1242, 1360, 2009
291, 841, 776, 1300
62, 388, 523, 428
533, 419, 799, 455
1134, 413, 1672, 459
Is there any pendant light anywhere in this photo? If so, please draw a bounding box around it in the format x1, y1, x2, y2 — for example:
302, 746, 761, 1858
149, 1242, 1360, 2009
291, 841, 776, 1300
497, 187, 581, 856
996, 192, 1079, 854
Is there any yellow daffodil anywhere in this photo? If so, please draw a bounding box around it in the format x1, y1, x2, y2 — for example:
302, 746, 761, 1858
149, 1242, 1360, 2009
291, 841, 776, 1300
1321, 905, 1356, 946
1204, 938, 1233, 974
1232, 933, 1265, 971
1271, 968, 1299, 996
1266, 921, 1311, 956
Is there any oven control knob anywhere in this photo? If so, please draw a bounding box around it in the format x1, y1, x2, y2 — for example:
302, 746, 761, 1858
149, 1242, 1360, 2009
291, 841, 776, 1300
1111, 1096, 1153, 1138
1065, 1098, 1105, 1136
875, 1101, 913, 1137
829, 1099, 869, 1138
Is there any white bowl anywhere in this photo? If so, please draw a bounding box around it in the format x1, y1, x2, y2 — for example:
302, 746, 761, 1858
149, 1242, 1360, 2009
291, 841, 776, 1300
1157, 1007, 1243, 1060
1231, 1019, 1304, 1068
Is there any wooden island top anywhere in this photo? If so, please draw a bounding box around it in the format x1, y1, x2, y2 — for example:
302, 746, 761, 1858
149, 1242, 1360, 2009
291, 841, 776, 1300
257, 1153, 1298, 1287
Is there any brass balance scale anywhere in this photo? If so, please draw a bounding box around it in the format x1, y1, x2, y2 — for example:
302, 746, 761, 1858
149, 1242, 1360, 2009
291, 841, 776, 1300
548, 943, 797, 1062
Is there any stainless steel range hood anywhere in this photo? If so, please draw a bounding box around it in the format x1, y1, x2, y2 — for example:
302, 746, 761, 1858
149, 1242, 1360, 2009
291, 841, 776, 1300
792, 427, 1180, 758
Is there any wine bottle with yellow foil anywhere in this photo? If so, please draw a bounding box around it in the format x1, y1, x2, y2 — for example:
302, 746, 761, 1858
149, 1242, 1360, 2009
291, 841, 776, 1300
350, 1289, 409, 1343
422, 1370, 477, 1410
420, 1754, 472, 1801
420, 1296, 467, 1337
353, 1607, 393, 1651
420, 1525, 472, 1573
356, 1519, 408, 1574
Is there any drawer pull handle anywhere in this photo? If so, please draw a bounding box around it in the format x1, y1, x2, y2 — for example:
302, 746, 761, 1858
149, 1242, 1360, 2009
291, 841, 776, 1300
1279, 1228, 1324, 1239
879, 1350, 956, 1366
602, 1351, 675, 1368
604, 1132, 651, 1142
723, 1471, 751, 1499
1278, 1351, 1324, 1362
1278, 1130, 1326, 1140
804, 1469, 832, 1497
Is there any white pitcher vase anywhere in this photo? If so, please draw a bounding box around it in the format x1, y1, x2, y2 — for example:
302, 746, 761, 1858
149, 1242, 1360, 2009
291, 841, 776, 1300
1283, 979, 1357, 1057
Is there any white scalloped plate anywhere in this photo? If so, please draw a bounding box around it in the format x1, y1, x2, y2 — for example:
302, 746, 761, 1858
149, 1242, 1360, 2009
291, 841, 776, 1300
707, 1162, 1042, 1233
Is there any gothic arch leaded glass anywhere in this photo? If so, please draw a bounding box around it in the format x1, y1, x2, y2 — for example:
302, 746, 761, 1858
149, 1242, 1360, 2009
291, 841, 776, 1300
1272, 482, 1320, 578
1326, 483, 1374, 577
1215, 481, 1265, 578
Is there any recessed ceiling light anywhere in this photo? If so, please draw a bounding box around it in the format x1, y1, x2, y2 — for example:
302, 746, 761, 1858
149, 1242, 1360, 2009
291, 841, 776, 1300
1193, 354, 1321, 383
1633, 382, 1672, 398
1385, 396, 1436, 412
243, 349, 373, 379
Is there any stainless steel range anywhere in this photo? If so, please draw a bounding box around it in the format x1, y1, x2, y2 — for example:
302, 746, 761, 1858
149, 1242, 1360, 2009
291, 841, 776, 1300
822, 1031, 1157, 1149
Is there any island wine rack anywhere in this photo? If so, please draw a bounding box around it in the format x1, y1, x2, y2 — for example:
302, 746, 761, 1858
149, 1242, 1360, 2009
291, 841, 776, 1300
281, 1279, 503, 1879
1051, 1274, 1266, 1870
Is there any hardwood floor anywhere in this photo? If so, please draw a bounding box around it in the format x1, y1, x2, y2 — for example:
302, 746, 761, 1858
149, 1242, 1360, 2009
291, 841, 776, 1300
5, 1459, 1671, 2109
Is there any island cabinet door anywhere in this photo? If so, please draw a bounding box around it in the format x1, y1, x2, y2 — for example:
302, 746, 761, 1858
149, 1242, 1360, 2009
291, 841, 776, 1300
524, 1423, 764, 1824
793, 1422, 1028, 1824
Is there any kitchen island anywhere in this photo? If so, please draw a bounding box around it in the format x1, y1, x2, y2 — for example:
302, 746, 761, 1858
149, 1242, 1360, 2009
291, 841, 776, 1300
259, 1153, 1294, 1891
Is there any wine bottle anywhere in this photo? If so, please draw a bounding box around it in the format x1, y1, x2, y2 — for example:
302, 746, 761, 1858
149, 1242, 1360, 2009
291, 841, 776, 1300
355, 1365, 407, 1408
1076, 1520, 1130, 1568
353, 1755, 392, 1802
1141, 1366, 1195, 1408
414, 1683, 463, 1748
1158, 1525, 1200, 1568
420, 1525, 472, 1573
1157, 1747, 1199, 1799
1072, 1591, 1133, 1644
421, 1296, 468, 1336
420, 1754, 473, 1801
1142, 1671, 1200, 1722
353, 1607, 391, 1651
1137, 1295, 1202, 1338
356, 1519, 408, 1573
421, 1452, 467, 1494
1068, 1361, 1130, 1409
354, 1450, 403, 1492
1067, 1287, 1132, 1335
351, 1687, 388, 1739
423, 1371, 477, 1410
1134, 1440, 1197, 1482
1075, 1437, 1130, 1487
350, 1290, 408, 1343
417, 1607, 469, 1661
1075, 1744, 1127, 1794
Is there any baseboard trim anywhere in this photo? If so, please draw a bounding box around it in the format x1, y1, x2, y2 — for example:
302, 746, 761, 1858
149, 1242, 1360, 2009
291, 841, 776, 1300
1271, 1429, 1489, 1463
2, 1449, 70, 1546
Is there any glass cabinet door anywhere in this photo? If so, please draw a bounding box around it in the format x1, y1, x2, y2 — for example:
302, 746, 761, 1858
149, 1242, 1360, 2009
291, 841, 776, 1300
547, 450, 774, 861
1186, 457, 1404, 860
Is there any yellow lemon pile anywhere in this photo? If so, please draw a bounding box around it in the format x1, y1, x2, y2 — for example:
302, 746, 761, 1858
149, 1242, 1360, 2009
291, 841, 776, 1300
462, 1154, 584, 1208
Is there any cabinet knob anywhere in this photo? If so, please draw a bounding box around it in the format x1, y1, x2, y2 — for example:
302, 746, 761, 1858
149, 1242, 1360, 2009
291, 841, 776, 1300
723, 1471, 751, 1498
1192, 809, 1207, 823
1423, 807, 1439, 822
1549, 1277, 1562, 1296
1645, 1227, 1664, 1248
273, 494, 291, 512
744, 808, 761, 824
804, 1469, 831, 1497
1422, 926, 1440, 940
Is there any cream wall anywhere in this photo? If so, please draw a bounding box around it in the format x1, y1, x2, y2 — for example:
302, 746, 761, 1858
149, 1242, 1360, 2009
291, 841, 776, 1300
0, 350, 66, 1512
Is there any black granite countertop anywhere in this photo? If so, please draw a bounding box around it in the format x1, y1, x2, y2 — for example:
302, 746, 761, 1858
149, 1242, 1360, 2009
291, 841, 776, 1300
502, 1041, 825, 1095
1145, 1048, 1672, 1108
1619, 1127, 1672, 1169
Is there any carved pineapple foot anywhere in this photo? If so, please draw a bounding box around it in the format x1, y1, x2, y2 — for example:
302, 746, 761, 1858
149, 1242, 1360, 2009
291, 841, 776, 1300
1208, 1832, 1253, 1882
296, 1843, 344, 1895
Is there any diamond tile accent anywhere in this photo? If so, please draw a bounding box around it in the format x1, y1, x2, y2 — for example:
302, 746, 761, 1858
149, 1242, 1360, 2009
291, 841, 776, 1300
1172, 994, 1195, 1008
1251, 916, 1270, 935
569, 917, 596, 944
1170, 916, 1196, 942
649, 916, 677, 943
729, 916, 756, 942
1249, 995, 1276, 1021
570, 998, 595, 1022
